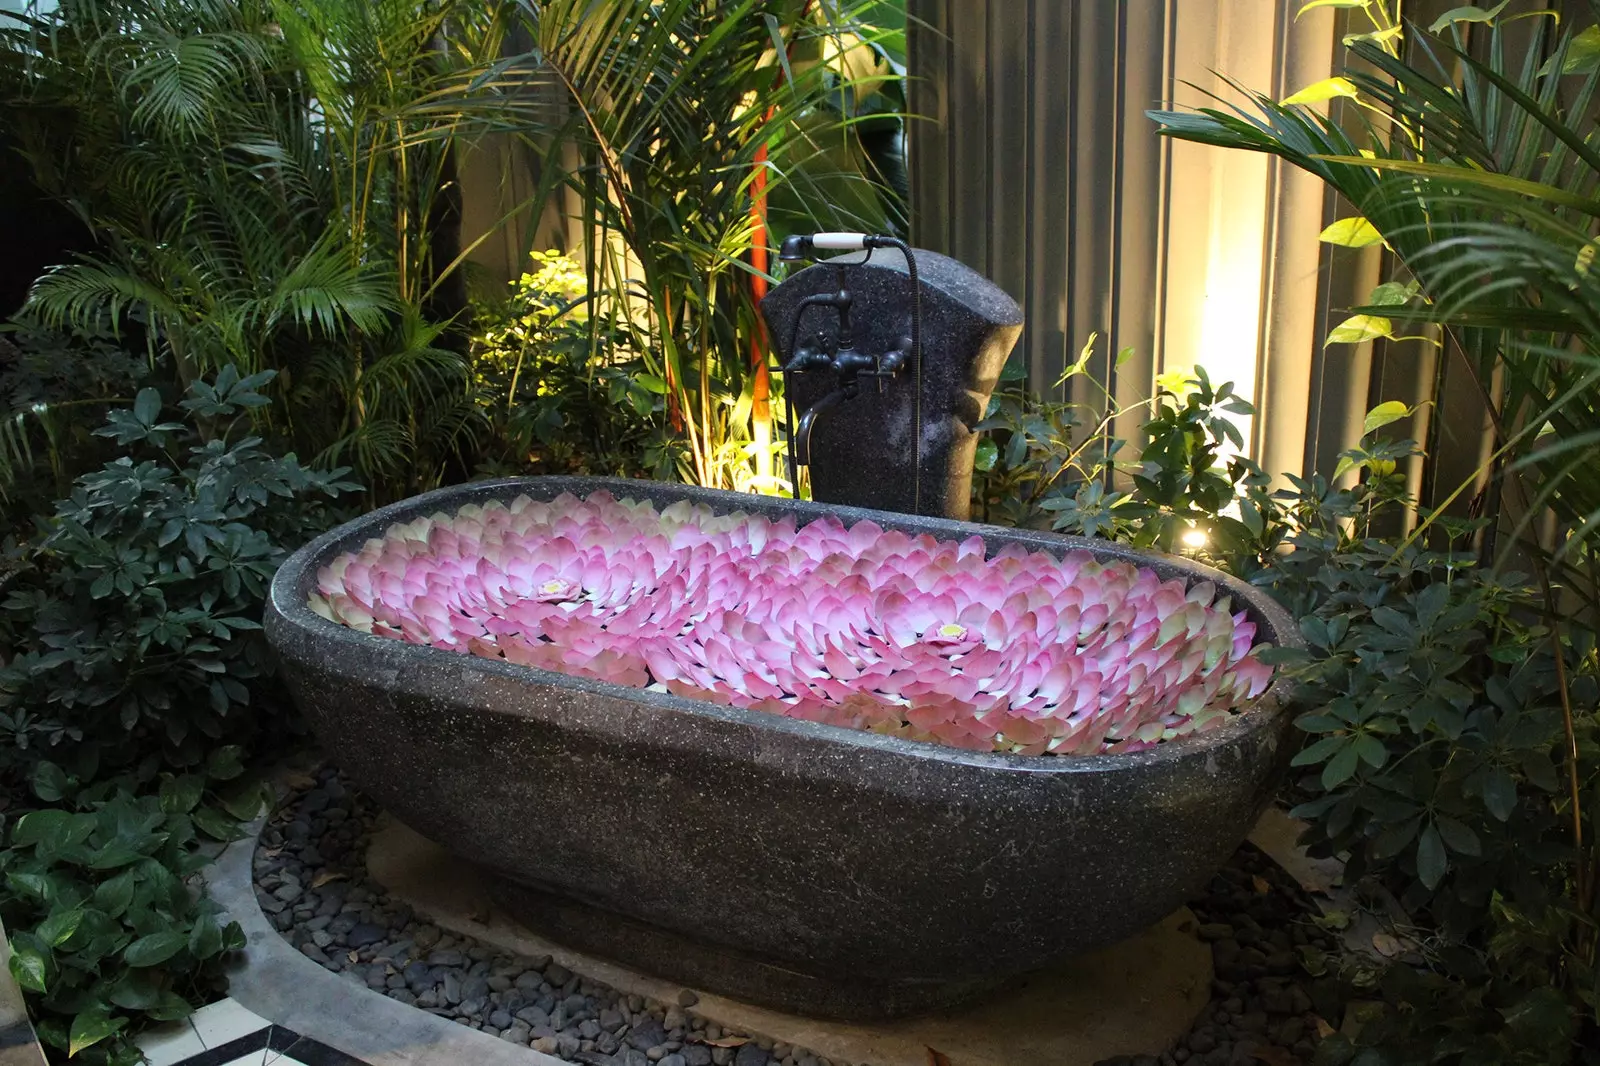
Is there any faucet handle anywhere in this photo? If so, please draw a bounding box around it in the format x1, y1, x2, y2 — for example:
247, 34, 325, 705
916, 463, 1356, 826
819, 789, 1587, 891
784, 337, 835, 374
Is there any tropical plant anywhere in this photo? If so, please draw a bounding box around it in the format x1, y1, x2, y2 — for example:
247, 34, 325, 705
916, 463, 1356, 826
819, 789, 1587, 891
469, 251, 675, 479
1260, 439, 1600, 1064
1148, 8, 1600, 1056
0, 319, 146, 526
0, 369, 358, 785
1148, 0, 1600, 570
514, 0, 908, 494
0, 0, 533, 498
973, 364, 1274, 561
1, 760, 258, 1066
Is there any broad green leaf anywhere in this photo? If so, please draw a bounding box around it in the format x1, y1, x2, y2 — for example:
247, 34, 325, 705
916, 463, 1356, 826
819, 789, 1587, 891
205, 746, 244, 781
68, 1008, 125, 1057
1362, 401, 1415, 436
132, 388, 162, 427
1325, 315, 1393, 347
93, 871, 137, 918
7, 872, 60, 903
108, 972, 163, 1011
9, 946, 48, 993
1322, 743, 1361, 788
12, 809, 93, 851
1319, 217, 1383, 248
1541, 25, 1600, 76
974, 438, 999, 473
1428, 1, 1509, 33
192, 806, 239, 841
1521, 750, 1560, 792
1353, 733, 1387, 769
1501, 987, 1577, 1045
219, 782, 267, 822
1371, 819, 1419, 860
1577, 239, 1598, 277
1483, 767, 1517, 820
189, 915, 223, 959
1282, 76, 1360, 106
1416, 824, 1448, 888
122, 930, 187, 968
1365, 281, 1417, 306
1343, 26, 1404, 48
1292, 735, 1346, 766
159, 774, 204, 814
32, 761, 69, 803
1435, 816, 1481, 856
148, 992, 195, 1022
36, 908, 83, 948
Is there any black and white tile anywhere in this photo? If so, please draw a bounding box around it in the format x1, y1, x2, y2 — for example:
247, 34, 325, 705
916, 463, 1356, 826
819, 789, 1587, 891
137, 999, 371, 1066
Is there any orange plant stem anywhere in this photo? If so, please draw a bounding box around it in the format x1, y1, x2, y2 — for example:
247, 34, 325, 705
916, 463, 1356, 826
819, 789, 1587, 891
747, 0, 815, 490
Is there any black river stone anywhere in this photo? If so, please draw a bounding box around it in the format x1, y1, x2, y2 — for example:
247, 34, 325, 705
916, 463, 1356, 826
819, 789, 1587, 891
265, 476, 1299, 1020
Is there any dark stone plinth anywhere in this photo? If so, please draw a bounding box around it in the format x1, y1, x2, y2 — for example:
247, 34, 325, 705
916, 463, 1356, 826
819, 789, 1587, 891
483, 878, 999, 1019
760, 248, 1022, 520
265, 476, 1299, 1021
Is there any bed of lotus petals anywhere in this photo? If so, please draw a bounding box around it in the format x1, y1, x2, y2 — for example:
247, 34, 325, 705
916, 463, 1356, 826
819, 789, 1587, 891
309, 492, 1274, 756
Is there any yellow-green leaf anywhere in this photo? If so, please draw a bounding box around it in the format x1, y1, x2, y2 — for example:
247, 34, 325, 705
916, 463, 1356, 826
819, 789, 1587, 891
1343, 26, 1404, 47
68, 1008, 125, 1057
1282, 76, 1360, 106
1325, 315, 1394, 346
1366, 280, 1418, 306
1557, 25, 1600, 76
1577, 239, 1597, 277
1296, 0, 1368, 18
1429, 1, 1509, 34
1363, 400, 1415, 436
1319, 216, 1384, 248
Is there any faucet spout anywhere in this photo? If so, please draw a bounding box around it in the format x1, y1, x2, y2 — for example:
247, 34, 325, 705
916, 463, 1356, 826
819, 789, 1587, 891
794, 388, 848, 467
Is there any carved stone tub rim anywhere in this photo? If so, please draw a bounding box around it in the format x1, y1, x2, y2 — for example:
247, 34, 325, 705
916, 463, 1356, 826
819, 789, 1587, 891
266, 475, 1301, 777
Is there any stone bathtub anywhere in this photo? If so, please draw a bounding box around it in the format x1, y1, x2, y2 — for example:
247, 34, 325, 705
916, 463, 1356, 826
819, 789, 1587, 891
264, 476, 1299, 1020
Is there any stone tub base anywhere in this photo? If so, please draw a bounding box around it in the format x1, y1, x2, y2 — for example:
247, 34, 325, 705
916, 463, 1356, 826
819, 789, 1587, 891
486, 879, 997, 1021
369, 817, 1213, 1066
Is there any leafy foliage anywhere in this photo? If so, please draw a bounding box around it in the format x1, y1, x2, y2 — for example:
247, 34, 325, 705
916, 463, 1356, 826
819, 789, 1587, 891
0, 369, 358, 784
0, 320, 146, 527
517, 0, 907, 493
978, 370, 1600, 1058
0, 0, 528, 499
973, 367, 1272, 559
1, 759, 259, 1066
1149, 0, 1600, 567
469, 252, 676, 480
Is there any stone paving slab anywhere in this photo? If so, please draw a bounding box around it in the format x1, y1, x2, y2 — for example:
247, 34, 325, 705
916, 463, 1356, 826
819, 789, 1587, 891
367, 816, 1213, 1066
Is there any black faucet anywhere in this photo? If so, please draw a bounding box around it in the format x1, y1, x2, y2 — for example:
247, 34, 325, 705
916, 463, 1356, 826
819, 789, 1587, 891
761, 235, 1021, 520
775, 234, 923, 506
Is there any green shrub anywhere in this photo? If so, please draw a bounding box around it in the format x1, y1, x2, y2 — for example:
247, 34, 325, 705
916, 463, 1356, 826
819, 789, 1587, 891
0, 320, 147, 531
1262, 445, 1599, 1063
0, 368, 358, 786
469, 251, 678, 480
976, 382, 1600, 1058
1, 755, 257, 1066
972, 368, 1278, 565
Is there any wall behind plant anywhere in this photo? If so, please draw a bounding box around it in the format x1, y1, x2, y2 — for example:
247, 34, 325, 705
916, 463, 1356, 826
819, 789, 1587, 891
906, 0, 1570, 524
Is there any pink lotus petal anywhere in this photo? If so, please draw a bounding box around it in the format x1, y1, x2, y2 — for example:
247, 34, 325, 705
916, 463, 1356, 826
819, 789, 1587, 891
319, 491, 1274, 757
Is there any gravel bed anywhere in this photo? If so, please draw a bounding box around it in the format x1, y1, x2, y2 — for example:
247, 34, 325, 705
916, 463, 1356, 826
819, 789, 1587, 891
1113, 842, 1337, 1066
255, 765, 1330, 1066
256, 765, 846, 1066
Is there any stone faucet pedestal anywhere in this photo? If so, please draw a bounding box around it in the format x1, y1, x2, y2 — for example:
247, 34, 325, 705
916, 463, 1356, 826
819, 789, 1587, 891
759, 248, 1022, 520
